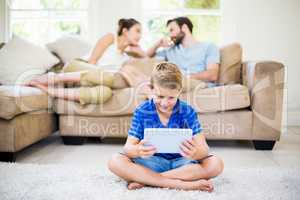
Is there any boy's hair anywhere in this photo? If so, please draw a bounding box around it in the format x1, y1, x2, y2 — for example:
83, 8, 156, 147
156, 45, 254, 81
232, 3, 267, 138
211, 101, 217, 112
150, 62, 182, 90
167, 17, 193, 33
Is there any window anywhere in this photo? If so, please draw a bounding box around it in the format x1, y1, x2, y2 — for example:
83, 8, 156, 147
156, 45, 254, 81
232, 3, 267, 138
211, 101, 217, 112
7, 0, 88, 44
141, 0, 221, 48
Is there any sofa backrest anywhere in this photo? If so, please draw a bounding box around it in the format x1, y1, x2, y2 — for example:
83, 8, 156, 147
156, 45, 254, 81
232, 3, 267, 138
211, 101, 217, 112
218, 43, 242, 85
0, 41, 243, 86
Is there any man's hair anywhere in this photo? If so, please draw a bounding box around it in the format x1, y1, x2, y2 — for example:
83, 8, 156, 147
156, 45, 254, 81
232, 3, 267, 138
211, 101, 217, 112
150, 62, 182, 90
167, 17, 193, 33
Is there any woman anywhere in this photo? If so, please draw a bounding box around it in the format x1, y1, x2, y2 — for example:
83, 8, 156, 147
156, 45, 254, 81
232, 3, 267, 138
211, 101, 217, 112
29, 18, 146, 105
87, 18, 146, 70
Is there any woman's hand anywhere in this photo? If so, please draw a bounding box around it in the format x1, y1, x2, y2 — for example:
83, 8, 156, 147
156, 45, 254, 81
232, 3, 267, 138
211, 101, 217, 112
125, 45, 147, 58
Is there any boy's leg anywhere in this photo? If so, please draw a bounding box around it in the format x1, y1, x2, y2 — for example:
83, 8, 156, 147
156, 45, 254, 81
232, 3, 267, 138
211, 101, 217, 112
161, 155, 224, 181
108, 153, 213, 191
128, 155, 223, 190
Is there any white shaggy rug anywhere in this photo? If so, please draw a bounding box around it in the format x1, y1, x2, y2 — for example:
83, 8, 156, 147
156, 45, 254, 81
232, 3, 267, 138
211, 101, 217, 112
0, 163, 299, 200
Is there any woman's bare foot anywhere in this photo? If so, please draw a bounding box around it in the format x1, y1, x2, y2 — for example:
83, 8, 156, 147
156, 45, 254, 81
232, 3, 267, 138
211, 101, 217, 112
27, 72, 59, 86
29, 81, 50, 94
127, 182, 145, 190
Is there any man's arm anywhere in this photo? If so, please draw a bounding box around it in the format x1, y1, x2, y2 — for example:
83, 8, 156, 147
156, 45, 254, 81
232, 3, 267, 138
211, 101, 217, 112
189, 63, 219, 82
189, 43, 220, 82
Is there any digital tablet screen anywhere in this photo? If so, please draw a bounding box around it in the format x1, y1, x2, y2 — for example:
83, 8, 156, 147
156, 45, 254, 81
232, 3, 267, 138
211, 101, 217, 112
144, 128, 193, 153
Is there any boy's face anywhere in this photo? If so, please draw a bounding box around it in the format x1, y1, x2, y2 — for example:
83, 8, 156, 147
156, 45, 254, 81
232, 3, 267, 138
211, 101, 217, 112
152, 84, 181, 114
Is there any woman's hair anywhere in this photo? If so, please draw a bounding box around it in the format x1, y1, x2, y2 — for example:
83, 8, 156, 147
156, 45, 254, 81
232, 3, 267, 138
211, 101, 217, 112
150, 62, 183, 90
117, 18, 140, 36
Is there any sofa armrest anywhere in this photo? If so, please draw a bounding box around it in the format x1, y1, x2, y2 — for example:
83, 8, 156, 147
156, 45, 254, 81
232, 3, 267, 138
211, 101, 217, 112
242, 61, 285, 140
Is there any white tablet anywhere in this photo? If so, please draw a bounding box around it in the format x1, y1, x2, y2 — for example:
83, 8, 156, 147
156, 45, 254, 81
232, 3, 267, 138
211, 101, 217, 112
144, 128, 193, 153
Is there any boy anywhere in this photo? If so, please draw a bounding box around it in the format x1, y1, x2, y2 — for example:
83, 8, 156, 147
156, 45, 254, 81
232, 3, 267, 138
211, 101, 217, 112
108, 62, 224, 191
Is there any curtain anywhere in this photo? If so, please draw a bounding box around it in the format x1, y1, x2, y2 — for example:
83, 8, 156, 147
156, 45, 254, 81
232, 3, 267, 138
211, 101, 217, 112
0, 0, 10, 42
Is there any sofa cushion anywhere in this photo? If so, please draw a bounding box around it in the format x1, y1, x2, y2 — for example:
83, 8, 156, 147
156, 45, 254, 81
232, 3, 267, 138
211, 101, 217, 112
218, 43, 242, 85
0, 37, 60, 85
46, 36, 92, 64
0, 86, 52, 120
180, 84, 250, 113
54, 84, 250, 116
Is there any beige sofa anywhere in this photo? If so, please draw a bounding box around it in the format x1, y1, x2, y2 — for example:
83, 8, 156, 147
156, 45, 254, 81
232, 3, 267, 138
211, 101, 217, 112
0, 42, 59, 162
53, 43, 285, 150
0, 86, 58, 162
0, 43, 285, 163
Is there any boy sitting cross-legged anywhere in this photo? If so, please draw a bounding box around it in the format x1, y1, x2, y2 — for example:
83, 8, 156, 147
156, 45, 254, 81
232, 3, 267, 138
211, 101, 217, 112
108, 62, 224, 191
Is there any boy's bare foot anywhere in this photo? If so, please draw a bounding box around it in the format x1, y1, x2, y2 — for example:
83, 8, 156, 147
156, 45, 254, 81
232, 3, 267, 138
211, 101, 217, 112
127, 179, 213, 192
182, 179, 214, 192
127, 182, 145, 190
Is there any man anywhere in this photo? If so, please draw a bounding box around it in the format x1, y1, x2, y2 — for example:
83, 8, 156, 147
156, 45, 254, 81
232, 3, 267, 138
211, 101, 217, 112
147, 17, 220, 87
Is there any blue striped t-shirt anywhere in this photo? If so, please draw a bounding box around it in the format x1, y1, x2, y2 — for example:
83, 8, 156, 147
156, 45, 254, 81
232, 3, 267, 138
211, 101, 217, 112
128, 98, 202, 160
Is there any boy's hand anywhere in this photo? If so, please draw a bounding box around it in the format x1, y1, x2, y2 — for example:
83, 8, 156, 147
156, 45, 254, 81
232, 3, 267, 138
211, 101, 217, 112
179, 138, 200, 160
136, 139, 156, 158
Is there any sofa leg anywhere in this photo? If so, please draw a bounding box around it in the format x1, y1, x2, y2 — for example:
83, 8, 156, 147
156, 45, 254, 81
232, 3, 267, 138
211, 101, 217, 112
62, 136, 85, 145
0, 152, 16, 162
253, 140, 276, 150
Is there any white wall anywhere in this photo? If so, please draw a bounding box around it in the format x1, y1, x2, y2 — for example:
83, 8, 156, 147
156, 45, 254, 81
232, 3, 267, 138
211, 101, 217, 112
87, 0, 142, 43
221, 0, 300, 126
